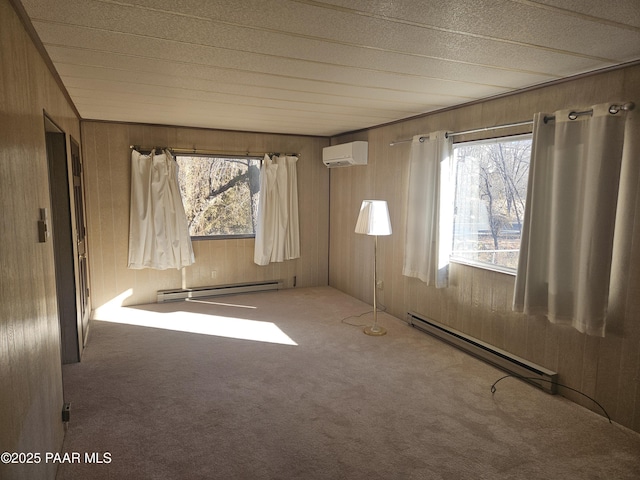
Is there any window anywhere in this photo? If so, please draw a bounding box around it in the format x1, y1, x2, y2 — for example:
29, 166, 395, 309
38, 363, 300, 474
176, 155, 262, 239
451, 134, 532, 272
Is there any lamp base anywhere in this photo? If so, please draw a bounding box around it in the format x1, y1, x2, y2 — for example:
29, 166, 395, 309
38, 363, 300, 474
364, 325, 387, 336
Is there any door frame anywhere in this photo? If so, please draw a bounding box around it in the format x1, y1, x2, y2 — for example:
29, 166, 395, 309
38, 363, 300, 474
70, 135, 91, 346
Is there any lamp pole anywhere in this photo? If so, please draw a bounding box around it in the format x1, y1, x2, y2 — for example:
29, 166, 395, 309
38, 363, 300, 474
365, 234, 386, 336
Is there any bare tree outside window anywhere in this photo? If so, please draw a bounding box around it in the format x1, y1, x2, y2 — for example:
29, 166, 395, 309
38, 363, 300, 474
452, 135, 531, 270
176, 155, 261, 238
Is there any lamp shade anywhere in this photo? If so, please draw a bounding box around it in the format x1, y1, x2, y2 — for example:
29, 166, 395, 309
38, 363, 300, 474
355, 200, 392, 236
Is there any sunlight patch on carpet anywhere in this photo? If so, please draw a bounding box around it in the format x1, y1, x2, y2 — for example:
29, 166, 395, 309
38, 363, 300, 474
97, 307, 297, 346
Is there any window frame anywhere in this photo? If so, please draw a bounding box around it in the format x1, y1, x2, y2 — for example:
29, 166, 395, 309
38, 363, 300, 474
175, 153, 263, 241
449, 132, 532, 275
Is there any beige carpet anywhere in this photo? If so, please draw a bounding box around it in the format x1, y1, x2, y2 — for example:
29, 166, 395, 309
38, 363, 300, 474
56, 287, 640, 479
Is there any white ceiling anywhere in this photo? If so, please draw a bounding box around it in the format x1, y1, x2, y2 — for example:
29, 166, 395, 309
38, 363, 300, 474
19, 0, 640, 136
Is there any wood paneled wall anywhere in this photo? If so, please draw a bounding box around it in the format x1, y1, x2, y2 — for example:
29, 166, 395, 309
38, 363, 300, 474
330, 65, 640, 433
0, 0, 81, 478
81, 121, 330, 311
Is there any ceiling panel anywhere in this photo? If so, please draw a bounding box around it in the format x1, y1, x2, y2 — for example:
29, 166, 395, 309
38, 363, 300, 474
52, 54, 470, 107
321, 0, 640, 60
19, 0, 640, 136
37, 23, 558, 91
521, 0, 640, 27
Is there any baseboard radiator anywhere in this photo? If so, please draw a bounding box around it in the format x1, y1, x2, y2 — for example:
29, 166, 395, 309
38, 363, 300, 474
157, 280, 283, 303
407, 311, 558, 394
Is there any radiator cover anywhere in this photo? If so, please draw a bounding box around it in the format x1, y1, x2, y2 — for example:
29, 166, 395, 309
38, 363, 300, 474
157, 280, 283, 303
407, 311, 558, 394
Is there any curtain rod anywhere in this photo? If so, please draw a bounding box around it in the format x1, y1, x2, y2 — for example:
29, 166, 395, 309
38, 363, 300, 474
445, 120, 533, 139
129, 145, 301, 158
389, 102, 634, 146
543, 101, 634, 123
389, 119, 533, 146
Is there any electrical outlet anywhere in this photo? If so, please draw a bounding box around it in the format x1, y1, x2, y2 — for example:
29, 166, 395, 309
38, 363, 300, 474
211, 270, 217, 279
376, 280, 384, 289
62, 402, 71, 422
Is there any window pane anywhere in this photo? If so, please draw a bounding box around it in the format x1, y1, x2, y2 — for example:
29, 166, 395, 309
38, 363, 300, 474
452, 135, 531, 271
176, 156, 261, 238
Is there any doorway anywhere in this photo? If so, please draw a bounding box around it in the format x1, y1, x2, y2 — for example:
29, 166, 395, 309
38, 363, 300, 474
45, 115, 89, 363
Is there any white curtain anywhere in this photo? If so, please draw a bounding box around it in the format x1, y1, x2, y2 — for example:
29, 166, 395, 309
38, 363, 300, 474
128, 149, 194, 270
254, 154, 300, 266
513, 104, 630, 336
402, 131, 454, 287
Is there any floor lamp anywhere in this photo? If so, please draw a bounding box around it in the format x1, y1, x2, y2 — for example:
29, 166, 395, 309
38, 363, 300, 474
355, 200, 392, 336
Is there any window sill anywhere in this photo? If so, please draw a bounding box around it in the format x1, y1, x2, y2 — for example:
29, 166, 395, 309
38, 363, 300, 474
450, 257, 517, 276
191, 234, 255, 241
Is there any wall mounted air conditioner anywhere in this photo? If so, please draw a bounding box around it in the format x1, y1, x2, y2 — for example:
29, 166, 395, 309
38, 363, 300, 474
322, 141, 368, 168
